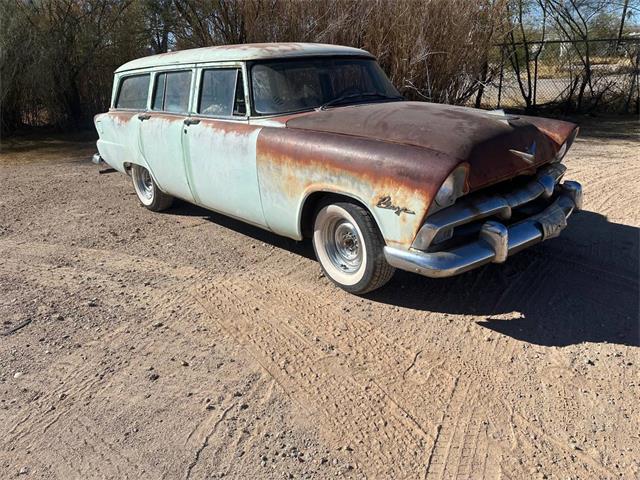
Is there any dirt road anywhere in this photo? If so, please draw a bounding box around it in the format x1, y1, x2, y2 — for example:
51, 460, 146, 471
1, 119, 638, 479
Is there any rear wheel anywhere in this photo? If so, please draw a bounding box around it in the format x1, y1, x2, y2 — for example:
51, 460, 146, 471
312, 201, 395, 294
131, 164, 173, 212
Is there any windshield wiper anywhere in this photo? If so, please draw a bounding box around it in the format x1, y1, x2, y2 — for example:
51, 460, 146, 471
318, 92, 403, 111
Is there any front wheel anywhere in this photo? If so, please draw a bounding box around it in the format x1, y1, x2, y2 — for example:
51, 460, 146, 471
312, 201, 395, 294
131, 164, 173, 212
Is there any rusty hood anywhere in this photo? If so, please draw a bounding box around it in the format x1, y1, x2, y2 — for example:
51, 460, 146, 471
284, 101, 578, 191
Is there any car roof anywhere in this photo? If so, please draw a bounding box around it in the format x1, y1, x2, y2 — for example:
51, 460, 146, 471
115, 42, 374, 73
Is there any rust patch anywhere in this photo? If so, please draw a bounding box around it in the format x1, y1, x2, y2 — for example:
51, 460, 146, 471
107, 110, 191, 124
196, 118, 257, 136
221, 42, 306, 53
143, 112, 185, 122
117, 43, 370, 73
284, 101, 575, 192
256, 126, 453, 194
149, 42, 305, 56
256, 127, 441, 245
518, 115, 578, 146
107, 110, 137, 124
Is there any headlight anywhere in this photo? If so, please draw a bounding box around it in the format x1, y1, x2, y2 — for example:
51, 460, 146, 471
433, 166, 467, 209
553, 127, 578, 163
553, 142, 567, 163
434, 175, 455, 207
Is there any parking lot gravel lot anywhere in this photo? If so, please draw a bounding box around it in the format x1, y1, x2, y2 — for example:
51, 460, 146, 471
0, 118, 638, 479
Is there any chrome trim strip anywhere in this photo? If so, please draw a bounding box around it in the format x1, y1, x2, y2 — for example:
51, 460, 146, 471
413, 163, 567, 250
386, 182, 580, 278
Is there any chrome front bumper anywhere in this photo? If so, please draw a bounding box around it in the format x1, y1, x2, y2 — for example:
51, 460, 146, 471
384, 180, 582, 278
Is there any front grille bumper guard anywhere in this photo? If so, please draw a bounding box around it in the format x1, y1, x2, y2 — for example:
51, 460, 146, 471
413, 163, 570, 250
383, 176, 582, 278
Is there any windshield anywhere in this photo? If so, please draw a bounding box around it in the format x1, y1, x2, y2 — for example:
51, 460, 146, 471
250, 57, 401, 115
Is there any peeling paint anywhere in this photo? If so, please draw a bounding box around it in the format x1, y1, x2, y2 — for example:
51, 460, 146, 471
96, 51, 578, 253
116, 43, 373, 73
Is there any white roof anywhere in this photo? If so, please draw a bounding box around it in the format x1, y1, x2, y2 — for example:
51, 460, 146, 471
115, 43, 373, 73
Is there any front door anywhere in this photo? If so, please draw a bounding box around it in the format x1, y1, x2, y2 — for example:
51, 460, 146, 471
139, 69, 195, 203
183, 66, 266, 227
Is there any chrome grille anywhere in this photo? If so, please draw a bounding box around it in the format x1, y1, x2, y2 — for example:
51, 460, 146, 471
413, 163, 567, 251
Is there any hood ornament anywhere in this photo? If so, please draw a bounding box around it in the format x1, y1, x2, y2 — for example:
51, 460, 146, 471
509, 141, 536, 164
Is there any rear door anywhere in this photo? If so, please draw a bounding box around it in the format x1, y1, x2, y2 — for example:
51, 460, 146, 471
183, 65, 266, 227
138, 68, 195, 203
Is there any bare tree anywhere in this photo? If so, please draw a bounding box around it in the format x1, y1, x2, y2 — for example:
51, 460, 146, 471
145, 0, 177, 53
503, 0, 554, 112
545, 0, 611, 111
1, 0, 512, 134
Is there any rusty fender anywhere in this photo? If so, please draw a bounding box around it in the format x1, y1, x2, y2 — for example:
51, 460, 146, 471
255, 127, 460, 248
517, 115, 579, 148
284, 102, 574, 192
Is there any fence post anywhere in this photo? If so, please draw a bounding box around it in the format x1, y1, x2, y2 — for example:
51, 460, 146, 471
497, 46, 504, 109
475, 60, 489, 108
626, 43, 640, 114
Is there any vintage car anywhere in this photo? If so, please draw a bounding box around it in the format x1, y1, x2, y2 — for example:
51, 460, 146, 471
93, 42, 582, 294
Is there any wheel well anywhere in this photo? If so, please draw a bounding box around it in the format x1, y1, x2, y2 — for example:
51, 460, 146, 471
300, 191, 374, 239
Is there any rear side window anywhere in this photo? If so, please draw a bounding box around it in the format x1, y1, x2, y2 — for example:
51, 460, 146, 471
198, 68, 246, 117
152, 73, 165, 111
152, 70, 192, 113
116, 74, 150, 109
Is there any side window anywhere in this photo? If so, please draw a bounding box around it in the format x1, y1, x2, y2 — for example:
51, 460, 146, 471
152, 70, 192, 113
116, 74, 150, 109
198, 68, 246, 117
152, 73, 165, 111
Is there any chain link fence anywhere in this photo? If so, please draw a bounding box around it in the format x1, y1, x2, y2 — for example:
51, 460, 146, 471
477, 38, 640, 114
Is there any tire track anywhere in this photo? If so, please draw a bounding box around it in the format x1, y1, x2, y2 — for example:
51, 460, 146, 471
188, 275, 437, 477
424, 381, 500, 480
207, 268, 513, 479
0, 241, 197, 452
184, 403, 235, 480
3, 238, 620, 479
187, 267, 517, 479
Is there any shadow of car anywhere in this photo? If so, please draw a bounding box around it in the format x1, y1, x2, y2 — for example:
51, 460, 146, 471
167, 202, 639, 348
370, 210, 639, 348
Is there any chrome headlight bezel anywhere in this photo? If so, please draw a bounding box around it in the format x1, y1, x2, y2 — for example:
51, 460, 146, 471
431, 165, 468, 212
553, 141, 567, 163
553, 127, 578, 164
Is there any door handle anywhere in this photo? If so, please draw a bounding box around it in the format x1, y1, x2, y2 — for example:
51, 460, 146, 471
138, 113, 151, 121
183, 118, 200, 126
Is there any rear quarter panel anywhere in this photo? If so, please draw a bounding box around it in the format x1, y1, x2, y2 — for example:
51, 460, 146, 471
95, 111, 151, 173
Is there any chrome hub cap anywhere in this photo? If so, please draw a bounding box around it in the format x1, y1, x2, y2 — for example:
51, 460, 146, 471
325, 219, 362, 273
136, 168, 154, 201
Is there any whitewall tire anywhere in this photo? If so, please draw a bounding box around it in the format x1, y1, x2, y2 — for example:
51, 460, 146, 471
131, 164, 173, 212
312, 201, 395, 294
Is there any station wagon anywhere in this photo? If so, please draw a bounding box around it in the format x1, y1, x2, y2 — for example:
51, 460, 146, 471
93, 42, 582, 294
